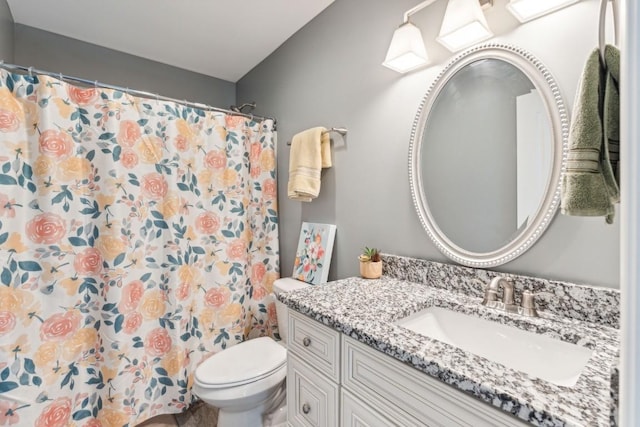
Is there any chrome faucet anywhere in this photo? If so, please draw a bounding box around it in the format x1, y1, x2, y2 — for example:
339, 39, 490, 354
481, 276, 539, 317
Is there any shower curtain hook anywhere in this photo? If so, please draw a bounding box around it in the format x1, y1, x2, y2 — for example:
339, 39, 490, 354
59, 72, 63, 82
28, 66, 33, 76
94, 80, 98, 89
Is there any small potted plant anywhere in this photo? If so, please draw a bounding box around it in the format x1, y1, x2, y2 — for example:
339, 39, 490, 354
358, 247, 382, 279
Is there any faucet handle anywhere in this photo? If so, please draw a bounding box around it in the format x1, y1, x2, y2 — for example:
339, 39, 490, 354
481, 289, 498, 305
520, 290, 539, 317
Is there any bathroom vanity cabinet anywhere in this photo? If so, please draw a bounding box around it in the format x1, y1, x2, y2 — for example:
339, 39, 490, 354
286, 311, 527, 427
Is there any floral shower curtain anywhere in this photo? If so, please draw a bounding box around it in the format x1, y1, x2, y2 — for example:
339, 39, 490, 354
0, 69, 280, 426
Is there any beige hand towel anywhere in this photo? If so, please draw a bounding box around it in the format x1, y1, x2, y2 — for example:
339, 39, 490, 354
288, 127, 332, 202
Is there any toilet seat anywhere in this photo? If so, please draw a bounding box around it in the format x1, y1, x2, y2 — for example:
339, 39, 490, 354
195, 337, 287, 389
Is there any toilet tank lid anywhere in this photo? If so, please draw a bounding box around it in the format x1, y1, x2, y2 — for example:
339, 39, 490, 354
195, 337, 286, 387
273, 277, 310, 294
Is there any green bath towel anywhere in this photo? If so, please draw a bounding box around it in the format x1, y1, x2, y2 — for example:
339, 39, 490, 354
560, 45, 620, 224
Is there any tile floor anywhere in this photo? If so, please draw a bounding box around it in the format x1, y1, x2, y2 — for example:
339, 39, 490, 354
137, 414, 178, 427
137, 402, 218, 427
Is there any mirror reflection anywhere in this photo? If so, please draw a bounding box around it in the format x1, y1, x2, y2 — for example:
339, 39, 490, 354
422, 58, 552, 253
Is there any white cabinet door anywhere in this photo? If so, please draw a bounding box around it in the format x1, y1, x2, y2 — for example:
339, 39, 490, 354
341, 389, 395, 427
287, 354, 339, 427
342, 336, 529, 427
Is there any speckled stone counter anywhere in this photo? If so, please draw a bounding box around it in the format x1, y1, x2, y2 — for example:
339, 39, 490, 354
278, 275, 619, 426
383, 254, 620, 328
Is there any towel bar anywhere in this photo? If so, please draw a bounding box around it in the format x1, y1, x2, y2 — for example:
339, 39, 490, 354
599, 0, 619, 63
286, 127, 348, 146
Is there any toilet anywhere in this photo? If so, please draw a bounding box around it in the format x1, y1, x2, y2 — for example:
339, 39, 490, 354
193, 278, 310, 427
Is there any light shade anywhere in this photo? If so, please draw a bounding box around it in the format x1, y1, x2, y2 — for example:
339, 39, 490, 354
436, 0, 493, 52
382, 22, 429, 73
506, 0, 580, 23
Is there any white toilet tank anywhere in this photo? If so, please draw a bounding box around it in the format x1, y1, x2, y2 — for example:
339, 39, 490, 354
273, 278, 310, 344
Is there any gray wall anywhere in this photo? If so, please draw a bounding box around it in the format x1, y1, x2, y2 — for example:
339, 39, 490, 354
14, 24, 235, 108
237, 0, 620, 289
0, 0, 13, 62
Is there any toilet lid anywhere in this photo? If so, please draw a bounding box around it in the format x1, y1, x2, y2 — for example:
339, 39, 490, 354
195, 337, 287, 388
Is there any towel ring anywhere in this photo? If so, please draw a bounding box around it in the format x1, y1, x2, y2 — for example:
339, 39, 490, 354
599, 0, 619, 63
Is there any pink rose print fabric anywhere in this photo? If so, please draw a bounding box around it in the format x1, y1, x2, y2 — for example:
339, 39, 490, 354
0, 70, 280, 426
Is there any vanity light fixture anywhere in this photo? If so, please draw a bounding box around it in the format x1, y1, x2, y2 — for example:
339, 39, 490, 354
382, 21, 430, 73
437, 0, 494, 52
383, 0, 494, 73
506, 0, 580, 23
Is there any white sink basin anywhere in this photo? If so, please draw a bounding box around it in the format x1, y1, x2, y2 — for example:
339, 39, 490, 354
396, 306, 593, 387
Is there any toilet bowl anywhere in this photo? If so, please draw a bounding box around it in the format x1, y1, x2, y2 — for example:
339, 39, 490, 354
193, 278, 310, 427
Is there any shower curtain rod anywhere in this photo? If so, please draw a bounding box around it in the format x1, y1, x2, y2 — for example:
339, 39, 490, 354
0, 61, 277, 129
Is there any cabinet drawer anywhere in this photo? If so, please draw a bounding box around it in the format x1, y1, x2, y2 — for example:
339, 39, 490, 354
342, 336, 528, 427
287, 354, 339, 427
289, 311, 341, 382
341, 389, 395, 427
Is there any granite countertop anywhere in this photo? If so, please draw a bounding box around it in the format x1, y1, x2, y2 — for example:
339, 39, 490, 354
278, 276, 620, 427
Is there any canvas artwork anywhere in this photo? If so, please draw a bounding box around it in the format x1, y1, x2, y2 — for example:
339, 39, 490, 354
292, 222, 337, 285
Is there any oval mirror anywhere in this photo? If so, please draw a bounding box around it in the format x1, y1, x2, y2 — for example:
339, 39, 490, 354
409, 44, 568, 267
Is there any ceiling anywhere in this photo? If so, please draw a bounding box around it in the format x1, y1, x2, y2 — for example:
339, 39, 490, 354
6, 0, 335, 82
